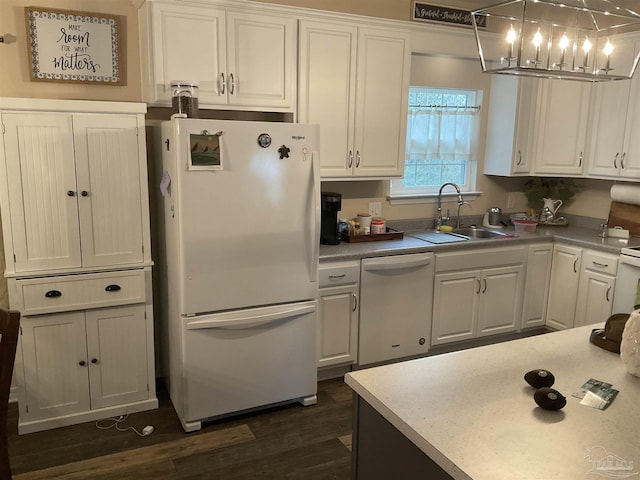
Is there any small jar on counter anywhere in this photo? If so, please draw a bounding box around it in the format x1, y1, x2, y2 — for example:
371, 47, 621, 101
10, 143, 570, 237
371, 217, 386, 234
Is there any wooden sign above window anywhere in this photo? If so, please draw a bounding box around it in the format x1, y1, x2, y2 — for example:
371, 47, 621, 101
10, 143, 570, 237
24, 7, 124, 85
412, 2, 487, 28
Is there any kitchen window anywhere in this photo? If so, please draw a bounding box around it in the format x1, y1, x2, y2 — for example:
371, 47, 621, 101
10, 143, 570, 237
389, 86, 481, 202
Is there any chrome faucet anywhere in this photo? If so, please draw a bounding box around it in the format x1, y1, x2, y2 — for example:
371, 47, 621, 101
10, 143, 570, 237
435, 182, 465, 230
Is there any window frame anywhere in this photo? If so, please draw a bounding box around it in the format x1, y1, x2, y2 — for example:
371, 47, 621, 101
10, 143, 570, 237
388, 86, 482, 204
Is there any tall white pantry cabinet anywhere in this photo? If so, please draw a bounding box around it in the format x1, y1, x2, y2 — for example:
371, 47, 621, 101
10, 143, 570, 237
0, 98, 157, 434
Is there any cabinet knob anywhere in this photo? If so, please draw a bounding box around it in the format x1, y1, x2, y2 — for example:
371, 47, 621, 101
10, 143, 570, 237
105, 284, 121, 292
79, 360, 86, 366
67, 190, 76, 197
81, 190, 89, 197
91, 358, 98, 364
45, 290, 62, 298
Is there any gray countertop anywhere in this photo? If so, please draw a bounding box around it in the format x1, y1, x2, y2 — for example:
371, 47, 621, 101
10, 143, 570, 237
320, 224, 640, 262
345, 324, 640, 480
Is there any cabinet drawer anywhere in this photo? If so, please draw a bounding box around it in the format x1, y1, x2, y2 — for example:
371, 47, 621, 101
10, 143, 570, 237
435, 246, 527, 272
582, 250, 618, 276
319, 261, 360, 288
15, 270, 146, 315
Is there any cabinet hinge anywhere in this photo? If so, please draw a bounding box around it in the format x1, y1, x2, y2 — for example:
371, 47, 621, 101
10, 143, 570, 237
1, 123, 5, 135
136, 126, 139, 137
13, 254, 16, 263
147, 383, 149, 392
25, 404, 29, 413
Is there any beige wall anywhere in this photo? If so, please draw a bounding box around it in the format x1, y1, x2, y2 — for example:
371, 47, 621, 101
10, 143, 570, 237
0, 0, 141, 100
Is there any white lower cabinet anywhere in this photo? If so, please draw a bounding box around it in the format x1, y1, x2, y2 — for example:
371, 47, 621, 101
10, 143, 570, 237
546, 245, 618, 330
574, 250, 618, 328
521, 243, 553, 329
18, 304, 153, 433
432, 246, 526, 346
546, 244, 582, 330
318, 261, 360, 368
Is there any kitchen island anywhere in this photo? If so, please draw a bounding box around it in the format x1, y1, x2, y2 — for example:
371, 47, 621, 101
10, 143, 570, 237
345, 325, 640, 480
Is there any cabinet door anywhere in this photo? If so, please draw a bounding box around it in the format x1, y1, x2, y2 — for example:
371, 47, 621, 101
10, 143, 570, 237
522, 244, 553, 329
1, 113, 81, 272
20, 312, 90, 421
432, 270, 480, 345
352, 28, 410, 177
318, 285, 358, 367
149, 2, 226, 105
574, 271, 615, 328
298, 20, 357, 178
620, 70, 640, 179
477, 265, 524, 336
484, 76, 537, 176
86, 305, 149, 409
226, 11, 295, 108
73, 115, 145, 267
546, 245, 582, 330
587, 81, 630, 177
534, 79, 590, 175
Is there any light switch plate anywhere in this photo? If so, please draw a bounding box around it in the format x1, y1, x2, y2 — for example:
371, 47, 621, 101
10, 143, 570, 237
369, 202, 382, 216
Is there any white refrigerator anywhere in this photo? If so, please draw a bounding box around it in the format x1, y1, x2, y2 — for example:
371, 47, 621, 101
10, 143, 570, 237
157, 118, 320, 432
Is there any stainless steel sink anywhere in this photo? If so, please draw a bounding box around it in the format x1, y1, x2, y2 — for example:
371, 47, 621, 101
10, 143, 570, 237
452, 227, 513, 239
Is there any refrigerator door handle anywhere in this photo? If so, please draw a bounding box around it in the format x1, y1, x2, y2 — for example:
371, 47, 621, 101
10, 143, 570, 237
185, 304, 316, 330
309, 151, 320, 282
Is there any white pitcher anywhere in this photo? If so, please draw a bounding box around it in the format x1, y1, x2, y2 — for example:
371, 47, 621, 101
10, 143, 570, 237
543, 198, 563, 215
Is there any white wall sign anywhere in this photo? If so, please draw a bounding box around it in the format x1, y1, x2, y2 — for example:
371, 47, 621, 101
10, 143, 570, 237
412, 2, 487, 28
25, 7, 124, 85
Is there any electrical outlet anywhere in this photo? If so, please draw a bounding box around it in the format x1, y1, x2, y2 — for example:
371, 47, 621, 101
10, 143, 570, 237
506, 193, 516, 210
369, 202, 382, 216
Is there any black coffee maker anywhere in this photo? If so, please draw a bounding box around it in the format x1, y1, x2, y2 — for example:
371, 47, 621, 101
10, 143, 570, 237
320, 192, 342, 245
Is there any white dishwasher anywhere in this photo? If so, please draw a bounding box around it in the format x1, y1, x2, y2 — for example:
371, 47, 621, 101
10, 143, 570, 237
359, 253, 434, 365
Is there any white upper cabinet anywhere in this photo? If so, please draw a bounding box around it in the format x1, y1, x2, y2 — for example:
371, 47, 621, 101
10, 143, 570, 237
588, 72, 640, 180
298, 19, 410, 178
141, 1, 296, 110
0, 104, 149, 275
484, 75, 538, 176
533, 79, 591, 176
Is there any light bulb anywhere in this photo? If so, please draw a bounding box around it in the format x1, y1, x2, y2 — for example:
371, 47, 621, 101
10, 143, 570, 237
604, 40, 614, 56
533, 29, 543, 48
582, 37, 592, 54
559, 34, 570, 51
507, 25, 517, 45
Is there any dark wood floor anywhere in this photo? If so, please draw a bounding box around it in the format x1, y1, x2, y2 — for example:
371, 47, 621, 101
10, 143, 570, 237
7, 378, 353, 479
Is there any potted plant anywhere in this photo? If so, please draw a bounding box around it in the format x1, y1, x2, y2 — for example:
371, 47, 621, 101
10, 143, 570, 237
523, 177, 579, 211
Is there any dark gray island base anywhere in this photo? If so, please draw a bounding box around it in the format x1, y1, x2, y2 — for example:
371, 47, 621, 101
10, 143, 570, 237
345, 325, 640, 480
353, 396, 453, 480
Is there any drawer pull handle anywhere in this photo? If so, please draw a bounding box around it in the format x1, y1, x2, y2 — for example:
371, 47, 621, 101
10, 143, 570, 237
45, 290, 62, 298
592, 261, 608, 268
105, 284, 121, 292
328, 274, 346, 280
91, 358, 99, 364
79, 360, 86, 367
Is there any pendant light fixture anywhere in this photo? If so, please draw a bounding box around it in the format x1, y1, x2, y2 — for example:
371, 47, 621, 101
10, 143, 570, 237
471, 0, 640, 81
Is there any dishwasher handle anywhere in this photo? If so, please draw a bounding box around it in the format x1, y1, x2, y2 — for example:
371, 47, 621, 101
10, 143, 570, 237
186, 304, 315, 330
362, 254, 432, 272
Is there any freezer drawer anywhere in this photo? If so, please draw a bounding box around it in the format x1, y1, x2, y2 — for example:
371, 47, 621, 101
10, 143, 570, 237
359, 253, 434, 365
181, 301, 318, 425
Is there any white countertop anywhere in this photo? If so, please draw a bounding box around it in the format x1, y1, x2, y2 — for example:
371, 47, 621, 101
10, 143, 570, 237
345, 325, 640, 480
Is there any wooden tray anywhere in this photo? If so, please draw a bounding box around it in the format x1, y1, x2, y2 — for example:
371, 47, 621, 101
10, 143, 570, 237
341, 228, 404, 243
608, 201, 640, 236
